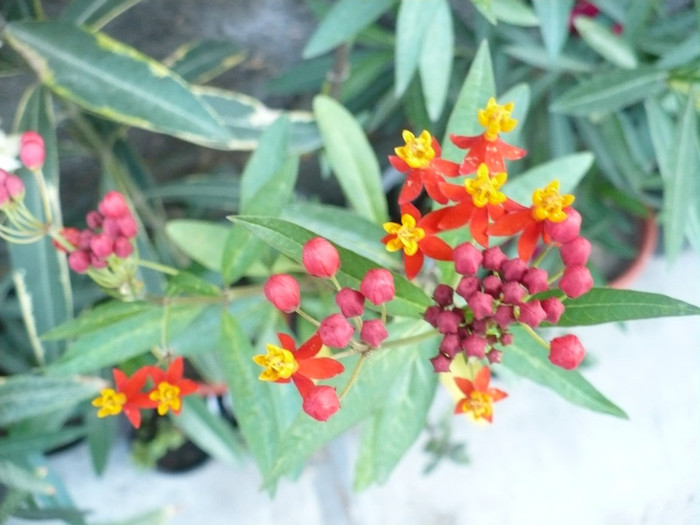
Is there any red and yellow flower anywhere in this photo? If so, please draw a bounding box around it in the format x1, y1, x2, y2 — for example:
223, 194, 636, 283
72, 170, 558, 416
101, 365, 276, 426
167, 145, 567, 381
91, 366, 155, 428
454, 366, 507, 423
146, 356, 199, 416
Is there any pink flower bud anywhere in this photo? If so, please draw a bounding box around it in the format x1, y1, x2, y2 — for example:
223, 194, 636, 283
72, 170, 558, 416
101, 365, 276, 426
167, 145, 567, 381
549, 334, 585, 370
456, 275, 479, 300
264, 274, 300, 313
360, 319, 388, 347
101, 218, 121, 238
86, 211, 104, 230
467, 291, 493, 320
336, 288, 365, 318
319, 313, 354, 348
432, 284, 453, 307
436, 309, 462, 334
90, 254, 108, 269
559, 265, 593, 298
545, 208, 581, 244
481, 246, 507, 271
522, 267, 549, 294
430, 353, 452, 373
0, 186, 8, 205
89, 233, 114, 258
78, 229, 93, 250
462, 334, 487, 358
53, 227, 81, 253
560, 236, 591, 267
114, 237, 133, 258
117, 214, 138, 238
360, 268, 395, 305
501, 258, 528, 282
302, 386, 340, 422
5, 174, 25, 199
470, 318, 488, 335
494, 304, 515, 329
68, 250, 91, 273
499, 333, 513, 346
517, 300, 547, 328
487, 348, 503, 363
302, 237, 340, 278
98, 191, 129, 218
501, 281, 526, 304
541, 297, 565, 324
0, 169, 7, 184
482, 275, 502, 297
453, 242, 483, 275
19, 131, 45, 170
439, 333, 461, 357
423, 305, 442, 327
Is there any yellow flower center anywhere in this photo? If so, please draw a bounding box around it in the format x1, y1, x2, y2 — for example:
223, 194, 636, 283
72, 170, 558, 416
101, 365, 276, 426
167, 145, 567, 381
477, 97, 517, 141
460, 391, 493, 421
253, 344, 299, 382
92, 388, 126, 418
383, 213, 426, 256
149, 381, 182, 416
394, 130, 435, 169
464, 163, 507, 208
531, 180, 575, 222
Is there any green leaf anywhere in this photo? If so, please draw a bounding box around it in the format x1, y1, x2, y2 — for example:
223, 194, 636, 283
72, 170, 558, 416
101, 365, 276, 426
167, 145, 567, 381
503, 43, 595, 73
441, 40, 495, 162
61, 0, 142, 30
0, 459, 55, 495
86, 409, 116, 475
313, 95, 388, 223
232, 216, 431, 318
223, 117, 298, 283
557, 288, 700, 326
303, 0, 397, 58
0, 375, 104, 426
418, 0, 453, 121
5, 21, 232, 148
167, 272, 221, 297
48, 305, 205, 375
550, 68, 668, 116
663, 92, 699, 262
532, 0, 574, 59
171, 396, 245, 466
0, 426, 86, 457
42, 301, 153, 341
165, 39, 245, 84
573, 16, 638, 69
492, 0, 539, 27
395, 0, 440, 96
505, 152, 594, 204
469, 0, 496, 24
502, 326, 627, 418
165, 219, 229, 272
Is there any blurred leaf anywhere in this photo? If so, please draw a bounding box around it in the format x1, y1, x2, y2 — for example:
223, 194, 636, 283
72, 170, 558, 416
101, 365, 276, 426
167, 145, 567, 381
94, 507, 177, 525
505, 152, 593, 203
548, 110, 576, 157
165, 219, 229, 272
550, 68, 668, 116
441, 40, 495, 162
165, 39, 245, 84
663, 92, 699, 262
5, 21, 232, 148
223, 117, 298, 283
232, 216, 431, 318
0, 375, 104, 426
0, 426, 86, 457
167, 272, 221, 297
492, 0, 539, 26
171, 396, 245, 466
418, 0, 453, 121
313, 95, 388, 223
574, 118, 628, 189
303, 0, 397, 58
86, 408, 116, 475
0, 460, 55, 495
573, 16, 637, 68
503, 326, 627, 418
42, 301, 152, 341
656, 32, 700, 69
9, 506, 88, 522
396, 0, 440, 96
61, 0, 142, 30
557, 288, 700, 326
532, 0, 574, 60
503, 43, 595, 73
469, 0, 497, 24
142, 173, 240, 209
498, 83, 530, 146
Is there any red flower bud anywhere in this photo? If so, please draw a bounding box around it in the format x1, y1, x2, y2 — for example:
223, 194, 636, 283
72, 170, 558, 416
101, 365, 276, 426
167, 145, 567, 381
86, 211, 104, 230
517, 300, 547, 328
559, 265, 593, 298
89, 233, 114, 259
522, 267, 549, 294
423, 305, 442, 327
302, 385, 340, 422
482, 274, 502, 297
487, 348, 503, 363
98, 191, 129, 218
360, 319, 388, 347
541, 297, 565, 324
68, 250, 91, 273
545, 208, 581, 244
114, 237, 134, 258
467, 291, 493, 320
302, 237, 340, 278
462, 334, 487, 358
501, 281, 526, 304
501, 258, 528, 282
0, 186, 8, 205
456, 275, 479, 300
549, 334, 585, 370
560, 236, 591, 267
430, 353, 452, 373
481, 246, 507, 271
102, 218, 121, 238
494, 304, 515, 329
453, 242, 483, 275
360, 268, 395, 305
336, 287, 365, 318
5, 174, 25, 199
439, 333, 461, 357
19, 131, 45, 170
432, 284, 454, 307
319, 313, 354, 348
436, 309, 462, 334
54, 227, 81, 253
264, 274, 300, 313
117, 214, 138, 238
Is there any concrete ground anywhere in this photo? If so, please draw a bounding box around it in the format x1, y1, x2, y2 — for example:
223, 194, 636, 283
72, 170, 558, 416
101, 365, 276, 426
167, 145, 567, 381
11, 251, 700, 525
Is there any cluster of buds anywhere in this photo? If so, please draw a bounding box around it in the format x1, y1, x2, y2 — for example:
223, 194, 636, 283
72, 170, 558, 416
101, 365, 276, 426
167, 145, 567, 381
91, 356, 198, 429
0, 168, 25, 208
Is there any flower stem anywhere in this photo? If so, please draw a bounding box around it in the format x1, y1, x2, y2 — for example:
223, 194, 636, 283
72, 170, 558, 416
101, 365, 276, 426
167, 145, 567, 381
339, 354, 366, 400
136, 259, 179, 276
520, 323, 550, 350
296, 307, 321, 327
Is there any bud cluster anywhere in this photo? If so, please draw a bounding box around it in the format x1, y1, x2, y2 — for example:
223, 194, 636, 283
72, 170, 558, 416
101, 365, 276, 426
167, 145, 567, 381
0, 168, 25, 207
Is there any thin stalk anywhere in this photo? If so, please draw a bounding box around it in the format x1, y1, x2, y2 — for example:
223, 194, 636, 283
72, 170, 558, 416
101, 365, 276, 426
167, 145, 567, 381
520, 323, 550, 350
296, 307, 321, 327
339, 354, 366, 399
136, 259, 179, 276
32, 168, 53, 224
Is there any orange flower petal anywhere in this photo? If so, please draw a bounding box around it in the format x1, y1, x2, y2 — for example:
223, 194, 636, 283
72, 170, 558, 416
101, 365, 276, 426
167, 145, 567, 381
297, 357, 344, 380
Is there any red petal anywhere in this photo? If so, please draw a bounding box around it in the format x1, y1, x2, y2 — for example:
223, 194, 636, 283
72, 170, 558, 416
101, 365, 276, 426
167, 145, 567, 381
404, 251, 424, 279
398, 172, 423, 204
431, 158, 460, 178
474, 366, 491, 391
454, 377, 475, 396
431, 137, 442, 157
438, 202, 473, 230
113, 369, 128, 391
488, 209, 532, 236
450, 134, 479, 149
123, 406, 142, 429
483, 141, 506, 173
165, 357, 184, 384
420, 236, 453, 260
439, 182, 468, 202
297, 357, 344, 380
292, 374, 315, 399
504, 198, 528, 212
424, 175, 448, 204
470, 206, 489, 247
278, 332, 297, 352
400, 202, 421, 220
496, 138, 527, 160
389, 155, 409, 172
295, 332, 323, 360
381, 233, 394, 245
420, 207, 450, 233
518, 222, 542, 261
488, 388, 508, 401
178, 379, 199, 396
488, 203, 505, 220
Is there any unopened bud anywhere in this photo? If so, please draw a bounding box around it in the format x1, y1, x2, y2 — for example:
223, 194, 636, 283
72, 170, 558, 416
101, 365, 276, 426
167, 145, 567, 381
19, 131, 45, 170
360, 319, 388, 347
360, 268, 395, 305
336, 288, 365, 318
303, 237, 340, 278
302, 386, 340, 422
453, 242, 483, 275
559, 265, 593, 298
319, 313, 354, 348
549, 334, 585, 370
98, 191, 129, 218
545, 208, 581, 244
264, 274, 300, 313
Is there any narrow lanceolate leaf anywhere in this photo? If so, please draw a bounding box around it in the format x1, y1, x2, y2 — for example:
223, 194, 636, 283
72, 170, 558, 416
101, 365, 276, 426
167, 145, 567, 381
0, 426, 86, 457
165, 220, 229, 272
396, 0, 440, 96
663, 92, 699, 262
60, 0, 143, 31
532, 0, 574, 60
223, 117, 298, 283
0, 460, 55, 495
419, 0, 453, 121
573, 16, 637, 69
5, 21, 233, 148
303, 0, 397, 58
232, 216, 431, 318
42, 301, 153, 341
313, 95, 388, 223
492, 0, 539, 26
550, 68, 668, 116
557, 288, 700, 327
505, 152, 593, 204
503, 326, 627, 418
441, 40, 495, 162
0, 375, 105, 426
165, 39, 245, 84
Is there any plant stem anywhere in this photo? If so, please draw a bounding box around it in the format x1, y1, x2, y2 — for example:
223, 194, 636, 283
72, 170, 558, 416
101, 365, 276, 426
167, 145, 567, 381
296, 308, 321, 327
137, 259, 179, 276
339, 354, 366, 399
520, 323, 550, 350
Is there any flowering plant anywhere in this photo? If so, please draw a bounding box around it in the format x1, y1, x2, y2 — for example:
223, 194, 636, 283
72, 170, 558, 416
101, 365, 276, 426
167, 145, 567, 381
0, 0, 698, 520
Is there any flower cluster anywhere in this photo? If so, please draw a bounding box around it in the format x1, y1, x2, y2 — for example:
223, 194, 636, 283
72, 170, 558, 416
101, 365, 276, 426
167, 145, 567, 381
91, 356, 198, 428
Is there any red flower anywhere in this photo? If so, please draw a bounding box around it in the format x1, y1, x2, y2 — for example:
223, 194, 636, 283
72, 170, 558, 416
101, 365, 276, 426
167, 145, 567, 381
382, 203, 453, 279
147, 356, 199, 416
453, 366, 507, 423
91, 367, 155, 428
389, 130, 459, 205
